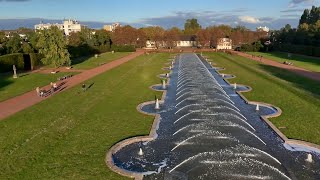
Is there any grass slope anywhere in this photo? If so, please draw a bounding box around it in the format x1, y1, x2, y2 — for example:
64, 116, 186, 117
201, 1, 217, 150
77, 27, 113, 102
205, 52, 320, 145
248, 51, 320, 72
72, 52, 131, 70
0, 53, 170, 179
0, 72, 76, 102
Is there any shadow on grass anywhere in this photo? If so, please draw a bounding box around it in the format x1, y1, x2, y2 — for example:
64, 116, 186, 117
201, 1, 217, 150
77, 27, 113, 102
259, 64, 320, 96
265, 51, 320, 67
69, 44, 98, 66
19, 73, 29, 78
71, 55, 94, 66
0, 79, 13, 91
87, 82, 95, 90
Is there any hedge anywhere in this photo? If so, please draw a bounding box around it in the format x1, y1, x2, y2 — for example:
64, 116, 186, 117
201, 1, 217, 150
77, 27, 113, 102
0, 53, 24, 73
111, 45, 136, 52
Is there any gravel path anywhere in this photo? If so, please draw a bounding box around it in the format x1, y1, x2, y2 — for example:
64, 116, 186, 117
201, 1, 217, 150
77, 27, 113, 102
0, 51, 144, 120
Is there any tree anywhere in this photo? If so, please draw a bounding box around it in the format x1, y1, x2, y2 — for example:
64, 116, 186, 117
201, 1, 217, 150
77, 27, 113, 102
94, 30, 111, 52
36, 26, 71, 68
27, 31, 39, 51
284, 24, 292, 32
141, 26, 165, 48
300, 9, 310, 25
184, 18, 201, 35
136, 28, 147, 48
196, 29, 211, 47
68, 32, 82, 47
22, 42, 34, 53
0, 32, 7, 44
5, 33, 22, 54
163, 28, 180, 48
113, 25, 139, 46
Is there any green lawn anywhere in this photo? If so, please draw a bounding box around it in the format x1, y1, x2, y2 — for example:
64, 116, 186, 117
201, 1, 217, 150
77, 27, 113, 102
205, 52, 320, 145
0, 72, 76, 102
72, 52, 131, 69
0, 53, 169, 179
247, 51, 320, 72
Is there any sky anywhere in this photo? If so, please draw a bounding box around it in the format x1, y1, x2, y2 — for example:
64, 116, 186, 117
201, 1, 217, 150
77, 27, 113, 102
0, 0, 319, 30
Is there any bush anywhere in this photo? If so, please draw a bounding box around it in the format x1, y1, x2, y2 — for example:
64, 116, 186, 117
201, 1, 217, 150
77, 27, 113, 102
29, 53, 43, 70
240, 41, 263, 52
0, 53, 24, 73
111, 45, 136, 52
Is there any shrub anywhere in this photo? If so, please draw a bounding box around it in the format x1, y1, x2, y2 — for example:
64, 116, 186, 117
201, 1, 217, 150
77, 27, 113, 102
240, 41, 263, 52
0, 53, 24, 73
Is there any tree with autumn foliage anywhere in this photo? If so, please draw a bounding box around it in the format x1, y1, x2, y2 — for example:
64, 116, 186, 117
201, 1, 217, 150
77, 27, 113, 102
196, 29, 211, 47
112, 25, 139, 46
163, 28, 180, 48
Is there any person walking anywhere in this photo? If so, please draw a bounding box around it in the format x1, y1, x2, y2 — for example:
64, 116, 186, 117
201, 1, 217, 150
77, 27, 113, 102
50, 82, 54, 94
82, 83, 86, 92
36, 87, 40, 97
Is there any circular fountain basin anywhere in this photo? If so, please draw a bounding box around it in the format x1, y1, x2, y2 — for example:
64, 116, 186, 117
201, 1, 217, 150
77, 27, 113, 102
138, 102, 164, 115
249, 104, 279, 116
150, 84, 167, 91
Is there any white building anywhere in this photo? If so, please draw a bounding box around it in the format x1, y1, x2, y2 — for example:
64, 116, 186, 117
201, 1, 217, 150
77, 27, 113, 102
176, 35, 197, 48
145, 40, 157, 49
103, 23, 120, 32
256, 26, 270, 32
145, 35, 198, 49
216, 38, 232, 50
34, 19, 86, 36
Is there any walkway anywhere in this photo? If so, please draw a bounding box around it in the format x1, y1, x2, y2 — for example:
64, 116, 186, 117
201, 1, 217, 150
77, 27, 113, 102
0, 51, 144, 120
232, 51, 320, 81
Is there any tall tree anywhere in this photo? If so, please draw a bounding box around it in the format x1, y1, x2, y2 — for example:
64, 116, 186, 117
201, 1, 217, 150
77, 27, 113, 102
21, 42, 34, 53
36, 26, 71, 68
68, 32, 82, 47
196, 29, 211, 47
136, 28, 147, 48
5, 33, 22, 54
163, 28, 180, 48
113, 25, 139, 46
184, 18, 201, 35
300, 9, 310, 25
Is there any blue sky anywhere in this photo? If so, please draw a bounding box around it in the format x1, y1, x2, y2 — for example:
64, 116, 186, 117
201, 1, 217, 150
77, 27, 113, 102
0, 0, 319, 29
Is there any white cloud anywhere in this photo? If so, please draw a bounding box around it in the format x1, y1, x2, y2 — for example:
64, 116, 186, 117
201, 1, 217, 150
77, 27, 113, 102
289, 0, 315, 7
239, 16, 260, 24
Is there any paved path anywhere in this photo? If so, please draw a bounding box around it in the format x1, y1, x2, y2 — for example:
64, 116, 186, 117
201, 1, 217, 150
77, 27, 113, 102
232, 51, 320, 81
0, 51, 144, 120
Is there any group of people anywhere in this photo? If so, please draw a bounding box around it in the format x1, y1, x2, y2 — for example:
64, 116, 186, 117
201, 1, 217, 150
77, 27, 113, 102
57, 74, 73, 81
36, 82, 58, 97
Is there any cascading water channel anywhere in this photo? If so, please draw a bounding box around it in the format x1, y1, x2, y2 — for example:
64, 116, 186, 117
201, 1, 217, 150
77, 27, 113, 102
110, 53, 320, 180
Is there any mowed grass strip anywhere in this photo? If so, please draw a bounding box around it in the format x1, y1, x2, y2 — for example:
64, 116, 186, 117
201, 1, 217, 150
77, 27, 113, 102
248, 51, 320, 72
0, 53, 169, 179
72, 52, 131, 70
205, 52, 320, 145
0, 72, 76, 102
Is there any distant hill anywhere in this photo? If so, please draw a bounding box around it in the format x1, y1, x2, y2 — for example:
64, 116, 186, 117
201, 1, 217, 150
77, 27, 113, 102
0, 18, 111, 30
